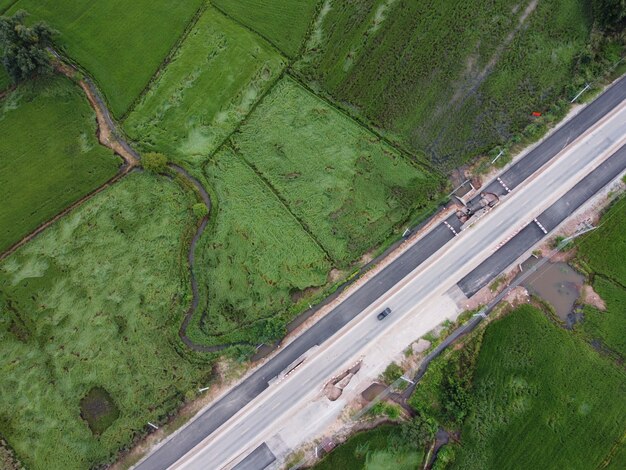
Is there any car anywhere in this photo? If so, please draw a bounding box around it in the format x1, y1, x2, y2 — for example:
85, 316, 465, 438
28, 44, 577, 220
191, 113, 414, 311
377, 307, 392, 321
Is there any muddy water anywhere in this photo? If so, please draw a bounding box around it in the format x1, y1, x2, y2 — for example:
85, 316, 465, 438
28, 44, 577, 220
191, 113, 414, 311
522, 262, 584, 325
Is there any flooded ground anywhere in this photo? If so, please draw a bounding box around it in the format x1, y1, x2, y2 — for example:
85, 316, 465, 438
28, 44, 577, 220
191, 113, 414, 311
522, 261, 584, 327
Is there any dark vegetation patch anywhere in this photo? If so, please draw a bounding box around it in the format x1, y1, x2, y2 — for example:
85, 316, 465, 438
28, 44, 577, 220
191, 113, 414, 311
79, 387, 120, 436
294, 0, 623, 169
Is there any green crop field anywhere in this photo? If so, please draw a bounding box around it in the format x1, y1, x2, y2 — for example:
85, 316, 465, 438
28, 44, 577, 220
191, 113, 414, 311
313, 425, 423, 470
295, 0, 592, 168
10, 0, 204, 117
0, 173, 207, 469
231, 77, 441, 265
125, 7, 285, 166
0, 76, 120, 254
187, 148, 331, 346
454, 305, 626, 470
212, 0, 319, 58
576, 196, 626, 357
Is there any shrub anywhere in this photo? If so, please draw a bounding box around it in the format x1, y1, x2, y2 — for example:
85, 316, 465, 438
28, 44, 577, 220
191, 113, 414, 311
141, 152, 168, 173
192, 203, 208, 219
381, 362, 404, 384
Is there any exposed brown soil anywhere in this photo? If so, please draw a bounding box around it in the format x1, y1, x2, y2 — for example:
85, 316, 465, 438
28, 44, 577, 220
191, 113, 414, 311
580, 284, 607, 311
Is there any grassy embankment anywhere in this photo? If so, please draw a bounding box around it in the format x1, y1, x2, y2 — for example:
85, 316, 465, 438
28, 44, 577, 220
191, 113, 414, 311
124, 6, 286, 167
0, 75, 120, 253
575, 195, 626, 357
9, 0, 204, 117
0, 173, 208, 469
294, 0, 601, 169
211, 0, 320, 58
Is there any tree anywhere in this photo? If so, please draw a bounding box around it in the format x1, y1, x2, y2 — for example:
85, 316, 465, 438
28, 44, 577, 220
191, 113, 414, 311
141, 152, 168, 173
592, 0, 626, 32
401, 411, 438, 448
0, 11, 55, 83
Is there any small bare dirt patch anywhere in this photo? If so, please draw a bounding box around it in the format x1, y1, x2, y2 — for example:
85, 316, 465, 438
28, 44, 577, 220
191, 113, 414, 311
581, 284, 606, 311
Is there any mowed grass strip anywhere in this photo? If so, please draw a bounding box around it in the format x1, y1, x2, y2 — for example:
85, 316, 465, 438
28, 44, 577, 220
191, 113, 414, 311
188, 148, 331, 346
11, 0, 204, 117
0, 173, 205, 469
295, 0, 592, 168
0, 75, 120, 253
125, 7, 285, 166
455, 305, 626, 470
231, 77, 441, 266
212, 0, 319, 58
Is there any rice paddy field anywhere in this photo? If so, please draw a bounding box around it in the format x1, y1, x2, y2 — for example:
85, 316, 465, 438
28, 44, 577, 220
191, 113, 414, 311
0, 173, 207, 469
230, 77, 442, 265
9, 0, 204, 117
295, 0, 593, 168
576, 196, 626, 357
313, 425, 423, 470
187, 148, 331, 346
0, 76, 120, 253
124, 6, 285, 166
453, 305, 626, 469
212, 0, 320, 58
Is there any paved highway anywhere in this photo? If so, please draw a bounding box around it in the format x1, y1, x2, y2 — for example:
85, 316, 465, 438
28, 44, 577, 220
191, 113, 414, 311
135, 76, 626, 470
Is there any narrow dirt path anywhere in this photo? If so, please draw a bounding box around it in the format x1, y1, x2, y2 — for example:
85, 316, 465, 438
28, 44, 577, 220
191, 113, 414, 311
0, 56, 139, 261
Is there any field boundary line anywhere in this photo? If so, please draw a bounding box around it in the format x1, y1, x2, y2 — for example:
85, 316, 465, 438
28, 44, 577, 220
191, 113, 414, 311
0, 167, 133, 261
288, 72, 442, 178
229, 145, 336, 265
294, 0, 327, 60
0, 0, 19, 15
209, 1, 290, 60
121, 1, 208, 121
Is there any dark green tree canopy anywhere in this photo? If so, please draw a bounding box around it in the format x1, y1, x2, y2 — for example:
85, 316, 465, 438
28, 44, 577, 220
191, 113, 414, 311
0, 10, 55, 84
593, 0, 626, 32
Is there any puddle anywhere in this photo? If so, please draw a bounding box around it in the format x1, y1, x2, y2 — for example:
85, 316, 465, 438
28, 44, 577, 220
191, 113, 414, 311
522, 262, 584, 327
361, 383, 386, 401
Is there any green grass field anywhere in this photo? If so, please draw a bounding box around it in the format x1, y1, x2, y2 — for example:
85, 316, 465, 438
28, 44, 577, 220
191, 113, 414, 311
187, 148, 331, 346
295, 0, 592, 168
0, 75, 120, 253
454, 305, 626, 469
10, 0, 204, 117
0, 173, 207, 469
231, 77, 441, 265
124, 7, 285, 166
313, 425, 423, 470
212, 0, 319, 58
576, 196, 626, 357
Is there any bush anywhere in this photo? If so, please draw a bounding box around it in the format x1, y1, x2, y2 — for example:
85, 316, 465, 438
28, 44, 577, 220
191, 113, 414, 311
433, 444, 457, 470
381, 362, 404, 384
192, 203, 208, 219
141, 152, 168, 173
401, 411, 438, 449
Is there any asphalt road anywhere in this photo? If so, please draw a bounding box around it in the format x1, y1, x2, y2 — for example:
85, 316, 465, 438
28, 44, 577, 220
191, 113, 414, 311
459, 141, 626, 296
175, 102, 626, 469
135, 76, 626, 470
